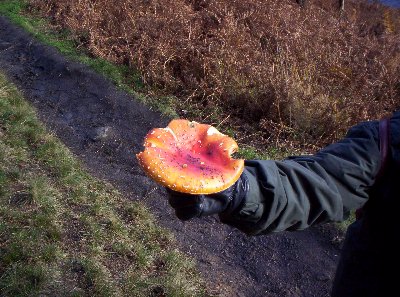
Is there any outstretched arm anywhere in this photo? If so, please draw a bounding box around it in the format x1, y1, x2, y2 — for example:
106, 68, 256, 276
220, 120, 381, 235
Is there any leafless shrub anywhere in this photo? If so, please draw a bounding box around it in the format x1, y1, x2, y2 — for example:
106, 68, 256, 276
29, 0, 400, 149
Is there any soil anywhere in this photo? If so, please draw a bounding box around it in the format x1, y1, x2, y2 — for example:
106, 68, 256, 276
0, 16, 344, 297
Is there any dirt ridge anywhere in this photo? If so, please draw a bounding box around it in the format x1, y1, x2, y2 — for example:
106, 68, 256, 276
0, 16, 341, 297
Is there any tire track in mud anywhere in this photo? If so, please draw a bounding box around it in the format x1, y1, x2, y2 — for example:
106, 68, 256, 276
0, 16, 341, 297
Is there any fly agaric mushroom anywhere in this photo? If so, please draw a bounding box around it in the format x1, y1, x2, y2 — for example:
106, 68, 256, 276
136, 119, 244, 194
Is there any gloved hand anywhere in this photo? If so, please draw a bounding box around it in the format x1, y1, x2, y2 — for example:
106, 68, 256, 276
167, 172, 249, 221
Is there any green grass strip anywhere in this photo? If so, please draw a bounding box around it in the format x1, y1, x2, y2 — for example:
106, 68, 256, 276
0, 72, 206, 296
0, 1, 144, 97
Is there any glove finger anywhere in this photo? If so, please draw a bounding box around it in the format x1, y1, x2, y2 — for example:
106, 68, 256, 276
199, 196, 228, 216
175, 204, 203, 221
168, 193, 203, 209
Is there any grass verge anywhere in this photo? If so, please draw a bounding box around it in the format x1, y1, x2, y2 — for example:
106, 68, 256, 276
0, 72, 206, 296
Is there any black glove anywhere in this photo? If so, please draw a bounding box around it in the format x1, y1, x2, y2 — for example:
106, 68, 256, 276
167, 172, 249, 221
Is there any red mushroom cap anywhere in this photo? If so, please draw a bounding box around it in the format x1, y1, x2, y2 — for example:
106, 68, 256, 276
136, 119, 244, 194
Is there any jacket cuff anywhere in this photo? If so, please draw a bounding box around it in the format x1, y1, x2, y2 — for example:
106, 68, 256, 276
219, 167, 268, 235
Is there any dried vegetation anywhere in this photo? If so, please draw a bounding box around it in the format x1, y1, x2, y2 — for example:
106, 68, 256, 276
29, 0, 400, 151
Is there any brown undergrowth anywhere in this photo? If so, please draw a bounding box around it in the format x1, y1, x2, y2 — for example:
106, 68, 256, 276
28, 0, 400, 151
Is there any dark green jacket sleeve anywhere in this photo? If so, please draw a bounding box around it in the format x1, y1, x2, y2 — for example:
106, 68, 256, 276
220, 120, 381, 235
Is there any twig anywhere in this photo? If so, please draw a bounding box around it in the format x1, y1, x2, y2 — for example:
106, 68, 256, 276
216, 114, 230, 128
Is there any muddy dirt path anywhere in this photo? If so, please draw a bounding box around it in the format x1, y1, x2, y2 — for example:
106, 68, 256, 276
0, 16, 342, 297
